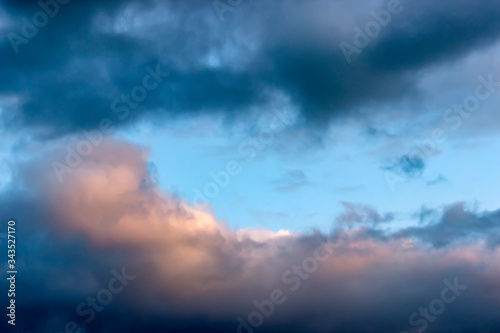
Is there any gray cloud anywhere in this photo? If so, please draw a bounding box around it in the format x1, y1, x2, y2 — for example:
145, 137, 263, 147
2, 0, 500, 138
394, 202, 500, 248
335, 202, 394, 227
384, 154, 426, 178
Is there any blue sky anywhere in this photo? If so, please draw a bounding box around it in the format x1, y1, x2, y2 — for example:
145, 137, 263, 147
112, 44, 500, 233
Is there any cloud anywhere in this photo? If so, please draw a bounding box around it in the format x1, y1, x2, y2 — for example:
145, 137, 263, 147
336, 185, 366, 193
272, 169, 309, 192
332, 202, 500, 249
335, 202, 394, 227
2, 1, 500, 332
2, 0, 500, 138
384, 154, 426, 178
427, 174, 448, 186
1, 138, 500, 332
394, 202, 500, 248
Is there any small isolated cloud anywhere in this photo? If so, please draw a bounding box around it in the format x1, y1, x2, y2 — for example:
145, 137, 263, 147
383, 154, 426, 178
272, 169, 309, 192
335, 202, 394, 228
427, 174, 448, 186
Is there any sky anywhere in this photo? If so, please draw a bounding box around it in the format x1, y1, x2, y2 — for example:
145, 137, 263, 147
1, 0, 500, 332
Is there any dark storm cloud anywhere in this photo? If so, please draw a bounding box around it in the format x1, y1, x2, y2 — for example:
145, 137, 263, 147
2, 0, 500, 137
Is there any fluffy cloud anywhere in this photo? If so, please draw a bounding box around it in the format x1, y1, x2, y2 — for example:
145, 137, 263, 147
1, 138, 500, 332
